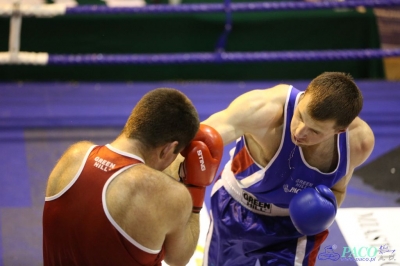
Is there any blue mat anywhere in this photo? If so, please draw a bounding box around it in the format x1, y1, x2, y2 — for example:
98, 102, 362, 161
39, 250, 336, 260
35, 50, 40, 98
0, 80, 399, 265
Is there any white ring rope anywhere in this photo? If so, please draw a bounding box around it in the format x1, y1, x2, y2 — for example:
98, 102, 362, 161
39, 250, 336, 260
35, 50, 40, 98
0, 3, 67, 17
0, 52, 49, 65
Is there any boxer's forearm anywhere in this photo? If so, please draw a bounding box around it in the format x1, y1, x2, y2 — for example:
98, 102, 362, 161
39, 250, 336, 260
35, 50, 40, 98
164, 213, 200, 266
185, 213, 201, 256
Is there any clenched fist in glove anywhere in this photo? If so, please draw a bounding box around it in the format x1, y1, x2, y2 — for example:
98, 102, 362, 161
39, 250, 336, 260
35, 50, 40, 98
289, 185, 337, 235
179, 124, 223, 213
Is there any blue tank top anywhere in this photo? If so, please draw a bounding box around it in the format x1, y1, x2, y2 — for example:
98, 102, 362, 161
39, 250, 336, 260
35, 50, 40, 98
228, 86, 349, 208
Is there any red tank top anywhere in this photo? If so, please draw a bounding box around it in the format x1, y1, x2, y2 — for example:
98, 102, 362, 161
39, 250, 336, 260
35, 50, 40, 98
43, 144, 165, 266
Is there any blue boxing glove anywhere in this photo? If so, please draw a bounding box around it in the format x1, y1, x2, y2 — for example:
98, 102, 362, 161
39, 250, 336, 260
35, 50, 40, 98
289, 185, 337, 236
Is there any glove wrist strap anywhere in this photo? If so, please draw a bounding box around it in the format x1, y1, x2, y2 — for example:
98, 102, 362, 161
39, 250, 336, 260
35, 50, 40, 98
186, 185, 205, 213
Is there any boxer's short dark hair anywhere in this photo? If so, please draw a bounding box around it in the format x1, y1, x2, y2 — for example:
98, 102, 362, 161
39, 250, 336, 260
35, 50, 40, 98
305, 72, 363, 129
123, 88, 200, 153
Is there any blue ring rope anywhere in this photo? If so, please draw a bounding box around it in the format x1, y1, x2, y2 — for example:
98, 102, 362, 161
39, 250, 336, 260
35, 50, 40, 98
48, 49, 400, 65
65, 0, 400, 15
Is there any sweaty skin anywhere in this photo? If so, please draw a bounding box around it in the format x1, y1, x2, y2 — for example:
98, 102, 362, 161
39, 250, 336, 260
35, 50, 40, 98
45, 138, 199, 266
202, 84, 375, 206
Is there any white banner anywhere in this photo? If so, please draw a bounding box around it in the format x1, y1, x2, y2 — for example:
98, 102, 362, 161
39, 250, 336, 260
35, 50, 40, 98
335, 207, 400, 266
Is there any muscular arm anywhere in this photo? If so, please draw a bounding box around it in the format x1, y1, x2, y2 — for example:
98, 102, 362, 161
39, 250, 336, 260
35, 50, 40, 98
162, 181, 200, 266
202, 84, 289, 145
330, 169, 354, 207
163, 85, 289, 177
331, 117, 375, 206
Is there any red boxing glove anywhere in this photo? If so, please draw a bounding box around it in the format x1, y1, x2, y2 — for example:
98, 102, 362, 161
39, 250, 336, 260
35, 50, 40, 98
179, 124, 223, 213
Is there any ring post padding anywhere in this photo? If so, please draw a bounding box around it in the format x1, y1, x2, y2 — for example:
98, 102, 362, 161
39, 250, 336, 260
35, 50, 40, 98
0, 3, 67, 17
9, 1, 22, 63
0, 52, 49, 65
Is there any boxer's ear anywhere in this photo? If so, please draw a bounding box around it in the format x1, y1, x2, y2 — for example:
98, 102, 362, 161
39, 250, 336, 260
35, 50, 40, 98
160, 141, 179, 159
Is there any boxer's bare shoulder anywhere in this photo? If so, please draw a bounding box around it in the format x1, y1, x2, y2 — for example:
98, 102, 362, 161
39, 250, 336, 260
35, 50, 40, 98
348, 117, 375, 168
106, 164, 192, 251
45, 141, 94, 197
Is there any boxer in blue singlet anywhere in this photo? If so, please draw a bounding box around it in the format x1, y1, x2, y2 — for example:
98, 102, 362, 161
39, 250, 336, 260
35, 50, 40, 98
202, 72, 375, 266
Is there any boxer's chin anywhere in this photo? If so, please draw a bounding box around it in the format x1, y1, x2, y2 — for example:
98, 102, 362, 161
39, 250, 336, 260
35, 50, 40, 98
292, 135, 305, 147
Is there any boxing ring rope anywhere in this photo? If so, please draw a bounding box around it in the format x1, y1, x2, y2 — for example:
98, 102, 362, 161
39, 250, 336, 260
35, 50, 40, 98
1, 0, 400, 15
1, 0, 400, 65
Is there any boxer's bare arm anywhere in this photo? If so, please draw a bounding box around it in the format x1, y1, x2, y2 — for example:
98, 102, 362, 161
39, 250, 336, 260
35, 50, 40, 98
202, 84, 289, 145
331, 117, 375, 206
330, 169, 354, 207
144, 174, 198, 266
144, 173, 199, 266
163, 195, 200, 266
164, 85, 289, 177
